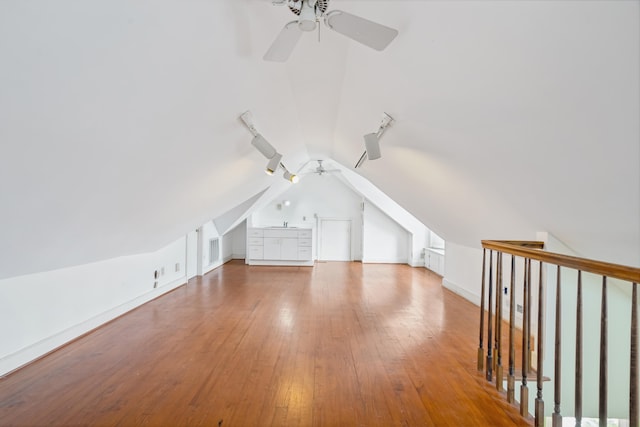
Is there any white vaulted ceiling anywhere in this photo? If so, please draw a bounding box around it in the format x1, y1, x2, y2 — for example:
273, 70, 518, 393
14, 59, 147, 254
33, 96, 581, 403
0, 0, 638, 279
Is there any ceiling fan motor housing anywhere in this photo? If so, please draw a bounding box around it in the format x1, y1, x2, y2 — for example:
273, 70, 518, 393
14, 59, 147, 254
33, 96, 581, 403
287, 0, 329, 16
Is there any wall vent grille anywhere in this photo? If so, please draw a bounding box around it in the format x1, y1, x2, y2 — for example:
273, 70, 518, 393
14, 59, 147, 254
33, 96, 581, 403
209, 238, 220, 265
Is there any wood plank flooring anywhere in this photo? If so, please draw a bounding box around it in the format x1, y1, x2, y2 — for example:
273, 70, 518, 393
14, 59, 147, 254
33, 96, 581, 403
0, 261, 532, 426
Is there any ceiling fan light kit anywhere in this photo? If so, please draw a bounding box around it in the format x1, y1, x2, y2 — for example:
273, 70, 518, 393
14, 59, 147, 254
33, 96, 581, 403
264, 0, 399, 62
298, 1, 318, 31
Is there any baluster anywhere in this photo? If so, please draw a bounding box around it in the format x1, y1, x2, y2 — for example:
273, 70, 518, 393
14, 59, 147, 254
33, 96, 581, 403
599, 277, 607, 427
527, 259, 532, 364
507, 254, 516, 403
495, 252, 501, 374
521, 258, 529, 417
535, 261, 545, 426
496, 252, 504, 391
631, 282, 638, 427
575, 271, 583, 427
478, 248, 487, 371
552, 265, 562, 427
486, 250, 494, 381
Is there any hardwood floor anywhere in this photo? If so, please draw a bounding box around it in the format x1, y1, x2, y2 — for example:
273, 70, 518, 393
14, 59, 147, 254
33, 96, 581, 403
0, 261, 532, 426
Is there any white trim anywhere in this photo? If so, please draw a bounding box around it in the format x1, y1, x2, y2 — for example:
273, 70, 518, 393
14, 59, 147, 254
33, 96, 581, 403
0, 277, 186, 377
247, 259, 314, 267
442, 278, 481, 306
362, 258, 409, 264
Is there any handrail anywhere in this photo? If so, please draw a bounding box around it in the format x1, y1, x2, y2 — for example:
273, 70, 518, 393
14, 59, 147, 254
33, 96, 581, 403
478, 239, 639, 427
481, 240, 640, 283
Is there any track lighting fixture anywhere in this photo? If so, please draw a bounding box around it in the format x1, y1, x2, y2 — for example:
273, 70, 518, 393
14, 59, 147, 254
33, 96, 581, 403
251, 134, 278, 159
363, 133, 381, 160
265, 152, 283, 175
283, 169, 299, 184
241, 111, 297, 182
355, 112, 394, 168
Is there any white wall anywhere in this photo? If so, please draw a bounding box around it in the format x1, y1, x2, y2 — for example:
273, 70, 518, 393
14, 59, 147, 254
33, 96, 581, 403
251, 173, 364, 261
0, 236, 188, 376
339, 168, 429, 266
186, 229, 198, 280
230, 220, 247, 259
442, 242, 484, 305
199, 221, 231, 275
362, 200, 410, 263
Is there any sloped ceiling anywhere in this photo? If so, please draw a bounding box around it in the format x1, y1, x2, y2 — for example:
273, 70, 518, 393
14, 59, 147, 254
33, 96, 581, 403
0, 0, 638, 280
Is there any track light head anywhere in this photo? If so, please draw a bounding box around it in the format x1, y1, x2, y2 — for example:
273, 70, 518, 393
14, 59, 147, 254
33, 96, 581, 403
355, 112, 394, 168
252, 134, 278, 159
266, 153, 283, 175
283, 170, 299, 183
364, 133, 381, 160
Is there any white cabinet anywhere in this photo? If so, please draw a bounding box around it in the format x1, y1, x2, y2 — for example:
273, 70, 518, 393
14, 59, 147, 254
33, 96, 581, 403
298, 235, 312, 261
247, 228, 266, 261
426, 249, 445, 276
248, 245, 264, 260
246, 227, 314, 266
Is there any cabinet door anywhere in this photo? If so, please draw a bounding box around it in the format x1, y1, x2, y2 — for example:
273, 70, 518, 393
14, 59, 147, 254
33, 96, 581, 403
263, 238, 281, 260
281, 238, 298, 260
438, 255, 445, 276
248, 246, 264, 260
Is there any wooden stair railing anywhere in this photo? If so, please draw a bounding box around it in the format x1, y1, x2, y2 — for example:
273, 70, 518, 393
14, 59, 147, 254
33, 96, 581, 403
477, 240, 640, 427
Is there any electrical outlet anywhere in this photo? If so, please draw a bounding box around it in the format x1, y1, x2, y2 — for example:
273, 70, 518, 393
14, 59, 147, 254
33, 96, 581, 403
160, 267, 165, 276
175, 262, 180, 272
517, 304, 523, 313
504, 287, 508, 295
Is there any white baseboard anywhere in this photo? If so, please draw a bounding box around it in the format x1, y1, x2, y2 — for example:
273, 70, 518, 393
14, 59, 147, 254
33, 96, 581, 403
362, 258, 409, 264
0, 277, 186, 377
408, 258, 425, 268
442, 278, 481, 307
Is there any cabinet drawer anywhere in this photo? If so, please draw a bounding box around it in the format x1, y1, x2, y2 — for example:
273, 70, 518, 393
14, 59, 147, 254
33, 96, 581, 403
248, 245, 264, 260
248, 237, 264, 246
264, 229, 298, 238
298, 238, 312, 247
298, 247, 312, 261
248, 228, 264, 237
297, 229, 312, 238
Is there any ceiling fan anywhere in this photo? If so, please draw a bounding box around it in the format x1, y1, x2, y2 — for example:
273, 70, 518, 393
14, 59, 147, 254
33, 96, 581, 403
304, 160, 341, 176
265, 0, 399, 62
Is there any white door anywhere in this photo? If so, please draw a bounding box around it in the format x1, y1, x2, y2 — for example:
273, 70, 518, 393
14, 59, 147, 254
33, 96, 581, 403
319, 219, 351, 261
186, 230, 198, 279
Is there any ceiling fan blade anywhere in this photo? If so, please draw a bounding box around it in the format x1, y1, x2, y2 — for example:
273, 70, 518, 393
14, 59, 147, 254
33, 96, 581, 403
324, 10, 398, 51
264, 21, 303, 62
